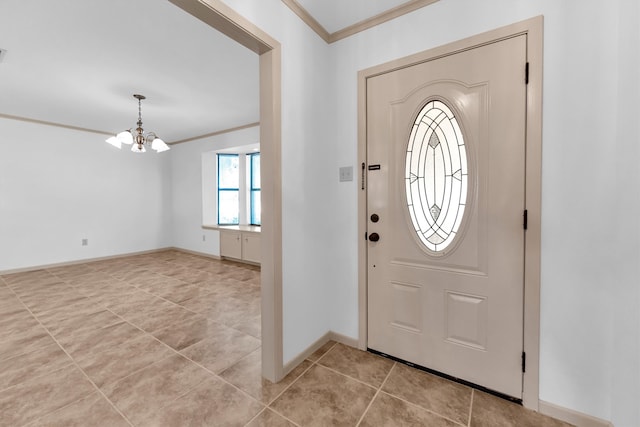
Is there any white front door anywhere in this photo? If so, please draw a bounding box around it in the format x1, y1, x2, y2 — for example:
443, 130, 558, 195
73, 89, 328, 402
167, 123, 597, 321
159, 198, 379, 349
367, 35, 527, 398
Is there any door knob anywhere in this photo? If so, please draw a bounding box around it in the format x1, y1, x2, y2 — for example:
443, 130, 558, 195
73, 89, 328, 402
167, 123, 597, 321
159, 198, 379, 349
369, 232, 380, 242
370, 214, 380, 223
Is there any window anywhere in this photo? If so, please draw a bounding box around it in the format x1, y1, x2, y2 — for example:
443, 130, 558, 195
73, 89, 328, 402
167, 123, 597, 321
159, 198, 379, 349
249, 153, 261, 225
212, 150, 261, 227
217, 154, 240, 225
406, 100, 468, 252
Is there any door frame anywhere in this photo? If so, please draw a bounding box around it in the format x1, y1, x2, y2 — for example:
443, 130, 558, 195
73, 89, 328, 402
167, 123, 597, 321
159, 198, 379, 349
357, 16, 543, 410
169, 0, 284, 383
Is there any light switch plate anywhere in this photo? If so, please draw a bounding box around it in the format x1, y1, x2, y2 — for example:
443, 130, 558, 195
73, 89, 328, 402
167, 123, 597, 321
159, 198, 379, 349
339, 166, 353, 182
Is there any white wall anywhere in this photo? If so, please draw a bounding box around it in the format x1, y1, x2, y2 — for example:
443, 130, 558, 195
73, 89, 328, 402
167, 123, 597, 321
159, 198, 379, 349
221, 0, 640, 424
207, 0, 338, 364
0, 118, 171, 271
326, 0, 640, 424
169, 125, 260, 256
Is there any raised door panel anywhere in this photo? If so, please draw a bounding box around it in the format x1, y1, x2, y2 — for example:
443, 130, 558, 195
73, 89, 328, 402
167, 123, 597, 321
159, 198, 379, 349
242, 233, 261, 264
220, 230, 242, 259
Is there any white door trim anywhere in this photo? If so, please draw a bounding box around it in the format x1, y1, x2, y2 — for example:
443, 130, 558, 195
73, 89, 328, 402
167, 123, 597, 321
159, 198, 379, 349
357, 16, 543, 410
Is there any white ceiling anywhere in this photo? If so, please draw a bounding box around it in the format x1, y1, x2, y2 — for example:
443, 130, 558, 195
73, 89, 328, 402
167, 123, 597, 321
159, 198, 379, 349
0, 0, 259, 143
0, 1, 414, 143
296, 0, 411, 34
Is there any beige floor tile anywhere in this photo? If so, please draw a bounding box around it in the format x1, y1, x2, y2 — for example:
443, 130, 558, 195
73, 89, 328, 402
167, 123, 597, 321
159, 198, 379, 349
0, 325, 56, 362
231, 313, 262, 339
382, 363, 472, 425
0, 342, 72, 392
0, 365, 95, 426
125, 302, 200, 333
62, 271, 114, 285
101, 289, 165, 316
109, 267, 151, 282
198, 295, 261, 326
152, 315, 218, 351
28, 391, 129, 427
21, 293, 89, 316
180, 323, 261, 374
0, 308, 40, 342
220, 349, 312, 404
47, 264, 96, 279
46, 310, 123, 346
133, 276, 185, 295
470, 390, 574, 427
172, 270, 216, 284
360, 392, 459, 426
76, 334, 173, 388
151, 375, 263, 427
12, 283, 74, 299
318, 343, 394, 388
246, 409, 298, 427
3, 272, 59, 288
307, 340, 337, 362
76, 285, 138, 309
105, 354, 211, 426
0, 299, 28, 317
271, 364, 376, 427
61, 321, 144, 360
35, 297, 104, 325
156, 282, 215, 304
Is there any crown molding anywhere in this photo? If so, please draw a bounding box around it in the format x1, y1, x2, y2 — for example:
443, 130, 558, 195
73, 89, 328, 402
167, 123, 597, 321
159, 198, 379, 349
169, 122, 260, 145
0, 112, 259, 146
0, 113, 111, 136
281, 0, 439, 44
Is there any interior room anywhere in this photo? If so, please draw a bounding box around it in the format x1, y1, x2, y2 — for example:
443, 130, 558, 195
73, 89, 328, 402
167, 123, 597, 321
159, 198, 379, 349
0, 0, 638, 426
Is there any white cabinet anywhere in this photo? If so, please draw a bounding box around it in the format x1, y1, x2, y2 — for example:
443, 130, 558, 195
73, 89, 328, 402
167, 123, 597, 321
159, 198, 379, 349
220, 230, 242, 259
242, 233, 261, 264
219, 228, 260, 264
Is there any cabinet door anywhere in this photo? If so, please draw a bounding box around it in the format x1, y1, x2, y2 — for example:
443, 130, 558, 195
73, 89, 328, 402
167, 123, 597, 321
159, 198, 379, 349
242, 233, 261, 264
220, 231, 242, 259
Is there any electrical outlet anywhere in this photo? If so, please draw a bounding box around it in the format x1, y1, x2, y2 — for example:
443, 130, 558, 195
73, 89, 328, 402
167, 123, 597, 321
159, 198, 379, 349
202, 235, 206, 242
339, 166, 353, 182
82, 238, 88, 246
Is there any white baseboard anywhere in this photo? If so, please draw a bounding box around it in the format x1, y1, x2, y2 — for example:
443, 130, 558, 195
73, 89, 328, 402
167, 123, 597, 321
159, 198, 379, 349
282, 330, 359, 377
0, 246, 224, 276
0, 247, 178, 275
328, 330, 359, 348
539, 400, 613, 427
170, 247, 221, 260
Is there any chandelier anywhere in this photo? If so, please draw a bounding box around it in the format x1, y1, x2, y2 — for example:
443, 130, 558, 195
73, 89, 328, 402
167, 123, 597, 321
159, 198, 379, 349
106, 94, 170, 153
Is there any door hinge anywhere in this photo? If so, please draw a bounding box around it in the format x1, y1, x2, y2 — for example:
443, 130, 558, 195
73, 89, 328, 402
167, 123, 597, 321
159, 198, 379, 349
525, 62, 530, 85
361, 162, 366, 190
523, 209, 528, 230
522, 351, 526, 373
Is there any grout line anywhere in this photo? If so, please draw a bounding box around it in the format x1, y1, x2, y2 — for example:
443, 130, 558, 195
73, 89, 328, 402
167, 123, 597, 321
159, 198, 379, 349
377, 389, 469, 426
4, 282, 135, 427
355, 361, 396, 426
4, 252, 265, 425
314, 363, 379, 391
262, 406, 303, 427
264, 355, 316, 406
363, 362, 468, 427
309, 340, 338, 364
468, 388, 474, 426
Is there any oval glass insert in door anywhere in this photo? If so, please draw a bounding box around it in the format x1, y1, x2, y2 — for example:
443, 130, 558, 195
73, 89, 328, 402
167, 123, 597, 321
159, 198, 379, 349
405, 100, 468, 252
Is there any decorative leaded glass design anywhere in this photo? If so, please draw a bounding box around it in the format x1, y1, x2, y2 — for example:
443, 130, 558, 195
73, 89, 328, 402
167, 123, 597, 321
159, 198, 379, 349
406, 100, 468, 252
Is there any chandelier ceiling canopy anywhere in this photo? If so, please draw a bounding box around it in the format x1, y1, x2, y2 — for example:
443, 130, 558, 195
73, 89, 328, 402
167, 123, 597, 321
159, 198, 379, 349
106, 94, 170, 153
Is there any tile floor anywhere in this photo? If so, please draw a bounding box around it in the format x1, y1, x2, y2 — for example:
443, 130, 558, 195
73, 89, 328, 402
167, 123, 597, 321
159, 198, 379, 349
0, 250, 572, 426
